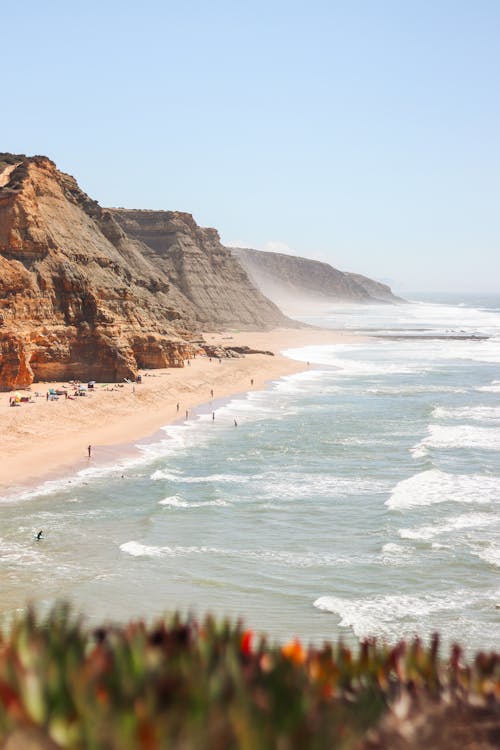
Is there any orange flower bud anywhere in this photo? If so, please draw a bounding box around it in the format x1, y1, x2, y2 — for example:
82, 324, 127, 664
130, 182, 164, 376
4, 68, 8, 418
282, 639, 306, 665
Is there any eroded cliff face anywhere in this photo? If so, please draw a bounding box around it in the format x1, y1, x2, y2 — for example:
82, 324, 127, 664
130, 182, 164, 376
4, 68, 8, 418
0, 156, 199, 389
231, 247, 403, 308
0, 155, 293, 390
0, 152, 399, 391
110, 209, 290, 329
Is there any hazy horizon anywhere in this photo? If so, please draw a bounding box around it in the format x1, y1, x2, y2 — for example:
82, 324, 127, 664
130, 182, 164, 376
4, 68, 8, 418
2, 1, 499, 294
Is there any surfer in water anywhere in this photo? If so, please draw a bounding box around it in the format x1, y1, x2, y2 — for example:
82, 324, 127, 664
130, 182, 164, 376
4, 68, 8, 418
36, 530, 43, 540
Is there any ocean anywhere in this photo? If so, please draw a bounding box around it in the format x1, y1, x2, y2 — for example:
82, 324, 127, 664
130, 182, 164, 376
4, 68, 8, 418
1, 293, 499, 653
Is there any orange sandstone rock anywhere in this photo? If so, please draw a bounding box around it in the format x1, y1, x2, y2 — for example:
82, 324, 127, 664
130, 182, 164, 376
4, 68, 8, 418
0, 154, 288, 390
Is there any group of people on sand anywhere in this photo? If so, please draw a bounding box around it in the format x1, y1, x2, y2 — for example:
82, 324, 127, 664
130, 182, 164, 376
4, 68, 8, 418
8, 394, 34, 406
8, 379, 128, 406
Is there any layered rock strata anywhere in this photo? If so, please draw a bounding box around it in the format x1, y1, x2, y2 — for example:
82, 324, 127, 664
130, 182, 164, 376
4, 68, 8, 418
0, 155, 288, 390
110, 209, 291, 329
0, 156, 200, 389
0, 151, 400, 391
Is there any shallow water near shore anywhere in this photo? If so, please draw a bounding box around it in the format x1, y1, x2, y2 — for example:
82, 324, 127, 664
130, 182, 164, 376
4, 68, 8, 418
1, 293, 499, 652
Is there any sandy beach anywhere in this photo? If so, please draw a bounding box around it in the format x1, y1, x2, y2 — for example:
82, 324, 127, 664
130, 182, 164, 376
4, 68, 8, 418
0, 328, 359, 495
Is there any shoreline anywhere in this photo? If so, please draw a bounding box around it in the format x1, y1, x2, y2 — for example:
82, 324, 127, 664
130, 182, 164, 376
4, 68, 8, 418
0, 328, 360, 497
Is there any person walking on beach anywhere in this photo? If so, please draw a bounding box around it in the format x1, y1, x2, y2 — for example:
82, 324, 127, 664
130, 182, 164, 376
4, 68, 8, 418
234, 419, 238, 428
176, 403, 179, 413
88, 444, 92, 458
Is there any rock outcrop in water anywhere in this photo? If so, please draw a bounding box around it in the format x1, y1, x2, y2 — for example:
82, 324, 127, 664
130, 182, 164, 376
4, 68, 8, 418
0, 154, 290, 390
231, 247, 402, 306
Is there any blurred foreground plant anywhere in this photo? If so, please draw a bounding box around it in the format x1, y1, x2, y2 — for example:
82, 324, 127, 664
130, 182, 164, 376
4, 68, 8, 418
0, 604, 498, 749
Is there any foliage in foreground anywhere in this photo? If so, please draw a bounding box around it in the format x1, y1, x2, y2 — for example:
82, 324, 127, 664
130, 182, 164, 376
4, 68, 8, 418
0, 604, 498, 749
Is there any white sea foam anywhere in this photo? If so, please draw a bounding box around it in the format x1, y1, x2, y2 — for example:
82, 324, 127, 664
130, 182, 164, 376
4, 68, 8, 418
0, 539, 45, 566
432, 405, 500, 424
4, 449, 153, 503
140, 426, 213, 458
255, 472, 388, 500
274, 371, 343, 395
382, 543, 409, 553
380, 543, 415, 565
155, 472, 251, 485
282, 344, 357, 366
476, 380, 500, 393
217, 397, 281, 417
367, 385, 467, 396
399, 512, 495, 541
120, 541, 361, 567
150, 469, 183, 481
4, 475, 90, 503
419, 339, 500, 365
283, 345, 420, 375
313, 590, 476, 639
158, 495, 228, 508
306, 299, 500, 333
120, 541, 166, 557
471, 545, 500, 567
151, 465, 253, 485
455, 340, 500, 364
158, 495, 190, 507
386, 469, 499, 510
257, 502, 286, 510
232, 548, 358, 567
412, 424, 500, 456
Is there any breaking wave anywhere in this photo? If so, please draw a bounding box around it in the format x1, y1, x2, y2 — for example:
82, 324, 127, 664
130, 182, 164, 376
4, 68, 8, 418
386, 469, 499, 510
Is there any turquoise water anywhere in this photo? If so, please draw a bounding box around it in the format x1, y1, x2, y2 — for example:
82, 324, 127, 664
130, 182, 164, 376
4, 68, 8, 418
1, 294, 499, 652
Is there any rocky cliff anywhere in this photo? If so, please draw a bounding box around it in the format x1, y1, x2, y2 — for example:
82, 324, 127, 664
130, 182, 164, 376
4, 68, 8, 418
231, 247, 403, 307
0, 152, 400, 391
110, 209, 290, 330
0, 155, 289, 390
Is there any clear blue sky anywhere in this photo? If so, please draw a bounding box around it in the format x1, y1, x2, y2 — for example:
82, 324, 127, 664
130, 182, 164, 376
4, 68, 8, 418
3, 1, 499, 292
